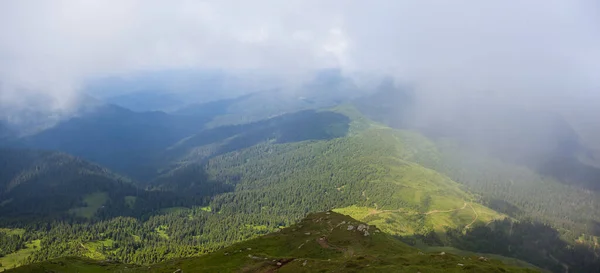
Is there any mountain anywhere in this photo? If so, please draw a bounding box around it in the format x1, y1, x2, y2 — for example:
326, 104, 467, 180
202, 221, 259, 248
20, 104, 207, 180
2, 97, 600, 272
153, 109, 350, 192
18, 91, 341, 181
86, 69, 362, 114
173, 89, 344, 129
5, 212, 538, 273
16, 90, 351, 181
84, 69, 283, 112
147, 105, 509, 243
1, 106, 524, 271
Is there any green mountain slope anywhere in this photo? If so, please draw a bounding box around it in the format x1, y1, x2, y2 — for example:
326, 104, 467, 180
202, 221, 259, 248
5, 212, 537, 273
154, 106, 506, 239
147, 105, 600, 271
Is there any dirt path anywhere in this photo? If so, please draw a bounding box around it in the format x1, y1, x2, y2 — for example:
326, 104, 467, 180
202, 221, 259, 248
424, 202, 467, 215
465, 203, 478, 229
368, 208, 406, 215
367, 201, 480, 231
368, 202, 468, 216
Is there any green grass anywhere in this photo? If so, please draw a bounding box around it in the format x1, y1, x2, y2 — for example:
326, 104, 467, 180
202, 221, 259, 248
199, 206, 211, 212
0, 240, 40, 271
68, 192, 108, 219
332, 205, 374, 220
5, 212, 538, 273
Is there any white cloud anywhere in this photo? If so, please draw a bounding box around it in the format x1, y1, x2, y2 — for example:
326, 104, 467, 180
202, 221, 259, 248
0, 0, 598, 112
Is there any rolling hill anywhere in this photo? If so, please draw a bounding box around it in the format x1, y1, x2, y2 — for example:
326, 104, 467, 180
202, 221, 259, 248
4, 212, 538, 273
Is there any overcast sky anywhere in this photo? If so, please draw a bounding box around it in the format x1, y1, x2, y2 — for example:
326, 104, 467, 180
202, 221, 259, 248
0, 0, 599, 112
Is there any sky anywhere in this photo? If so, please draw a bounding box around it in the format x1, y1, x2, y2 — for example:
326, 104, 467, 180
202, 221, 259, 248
0, 0, 599, 114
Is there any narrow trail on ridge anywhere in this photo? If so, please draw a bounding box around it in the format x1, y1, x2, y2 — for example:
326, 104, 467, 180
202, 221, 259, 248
465, 203, 479, 229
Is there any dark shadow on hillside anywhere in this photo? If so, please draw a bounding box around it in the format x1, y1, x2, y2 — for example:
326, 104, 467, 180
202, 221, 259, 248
400, 219, 600, 273
164, 110, 350, 163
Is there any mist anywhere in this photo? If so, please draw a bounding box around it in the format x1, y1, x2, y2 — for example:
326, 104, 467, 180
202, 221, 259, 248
1, 0, 599, 137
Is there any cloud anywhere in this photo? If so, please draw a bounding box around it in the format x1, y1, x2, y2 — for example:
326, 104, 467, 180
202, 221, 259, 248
0, 0, 599, 113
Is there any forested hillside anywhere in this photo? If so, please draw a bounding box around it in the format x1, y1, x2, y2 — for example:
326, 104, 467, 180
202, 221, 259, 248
1, 100, 599, 272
